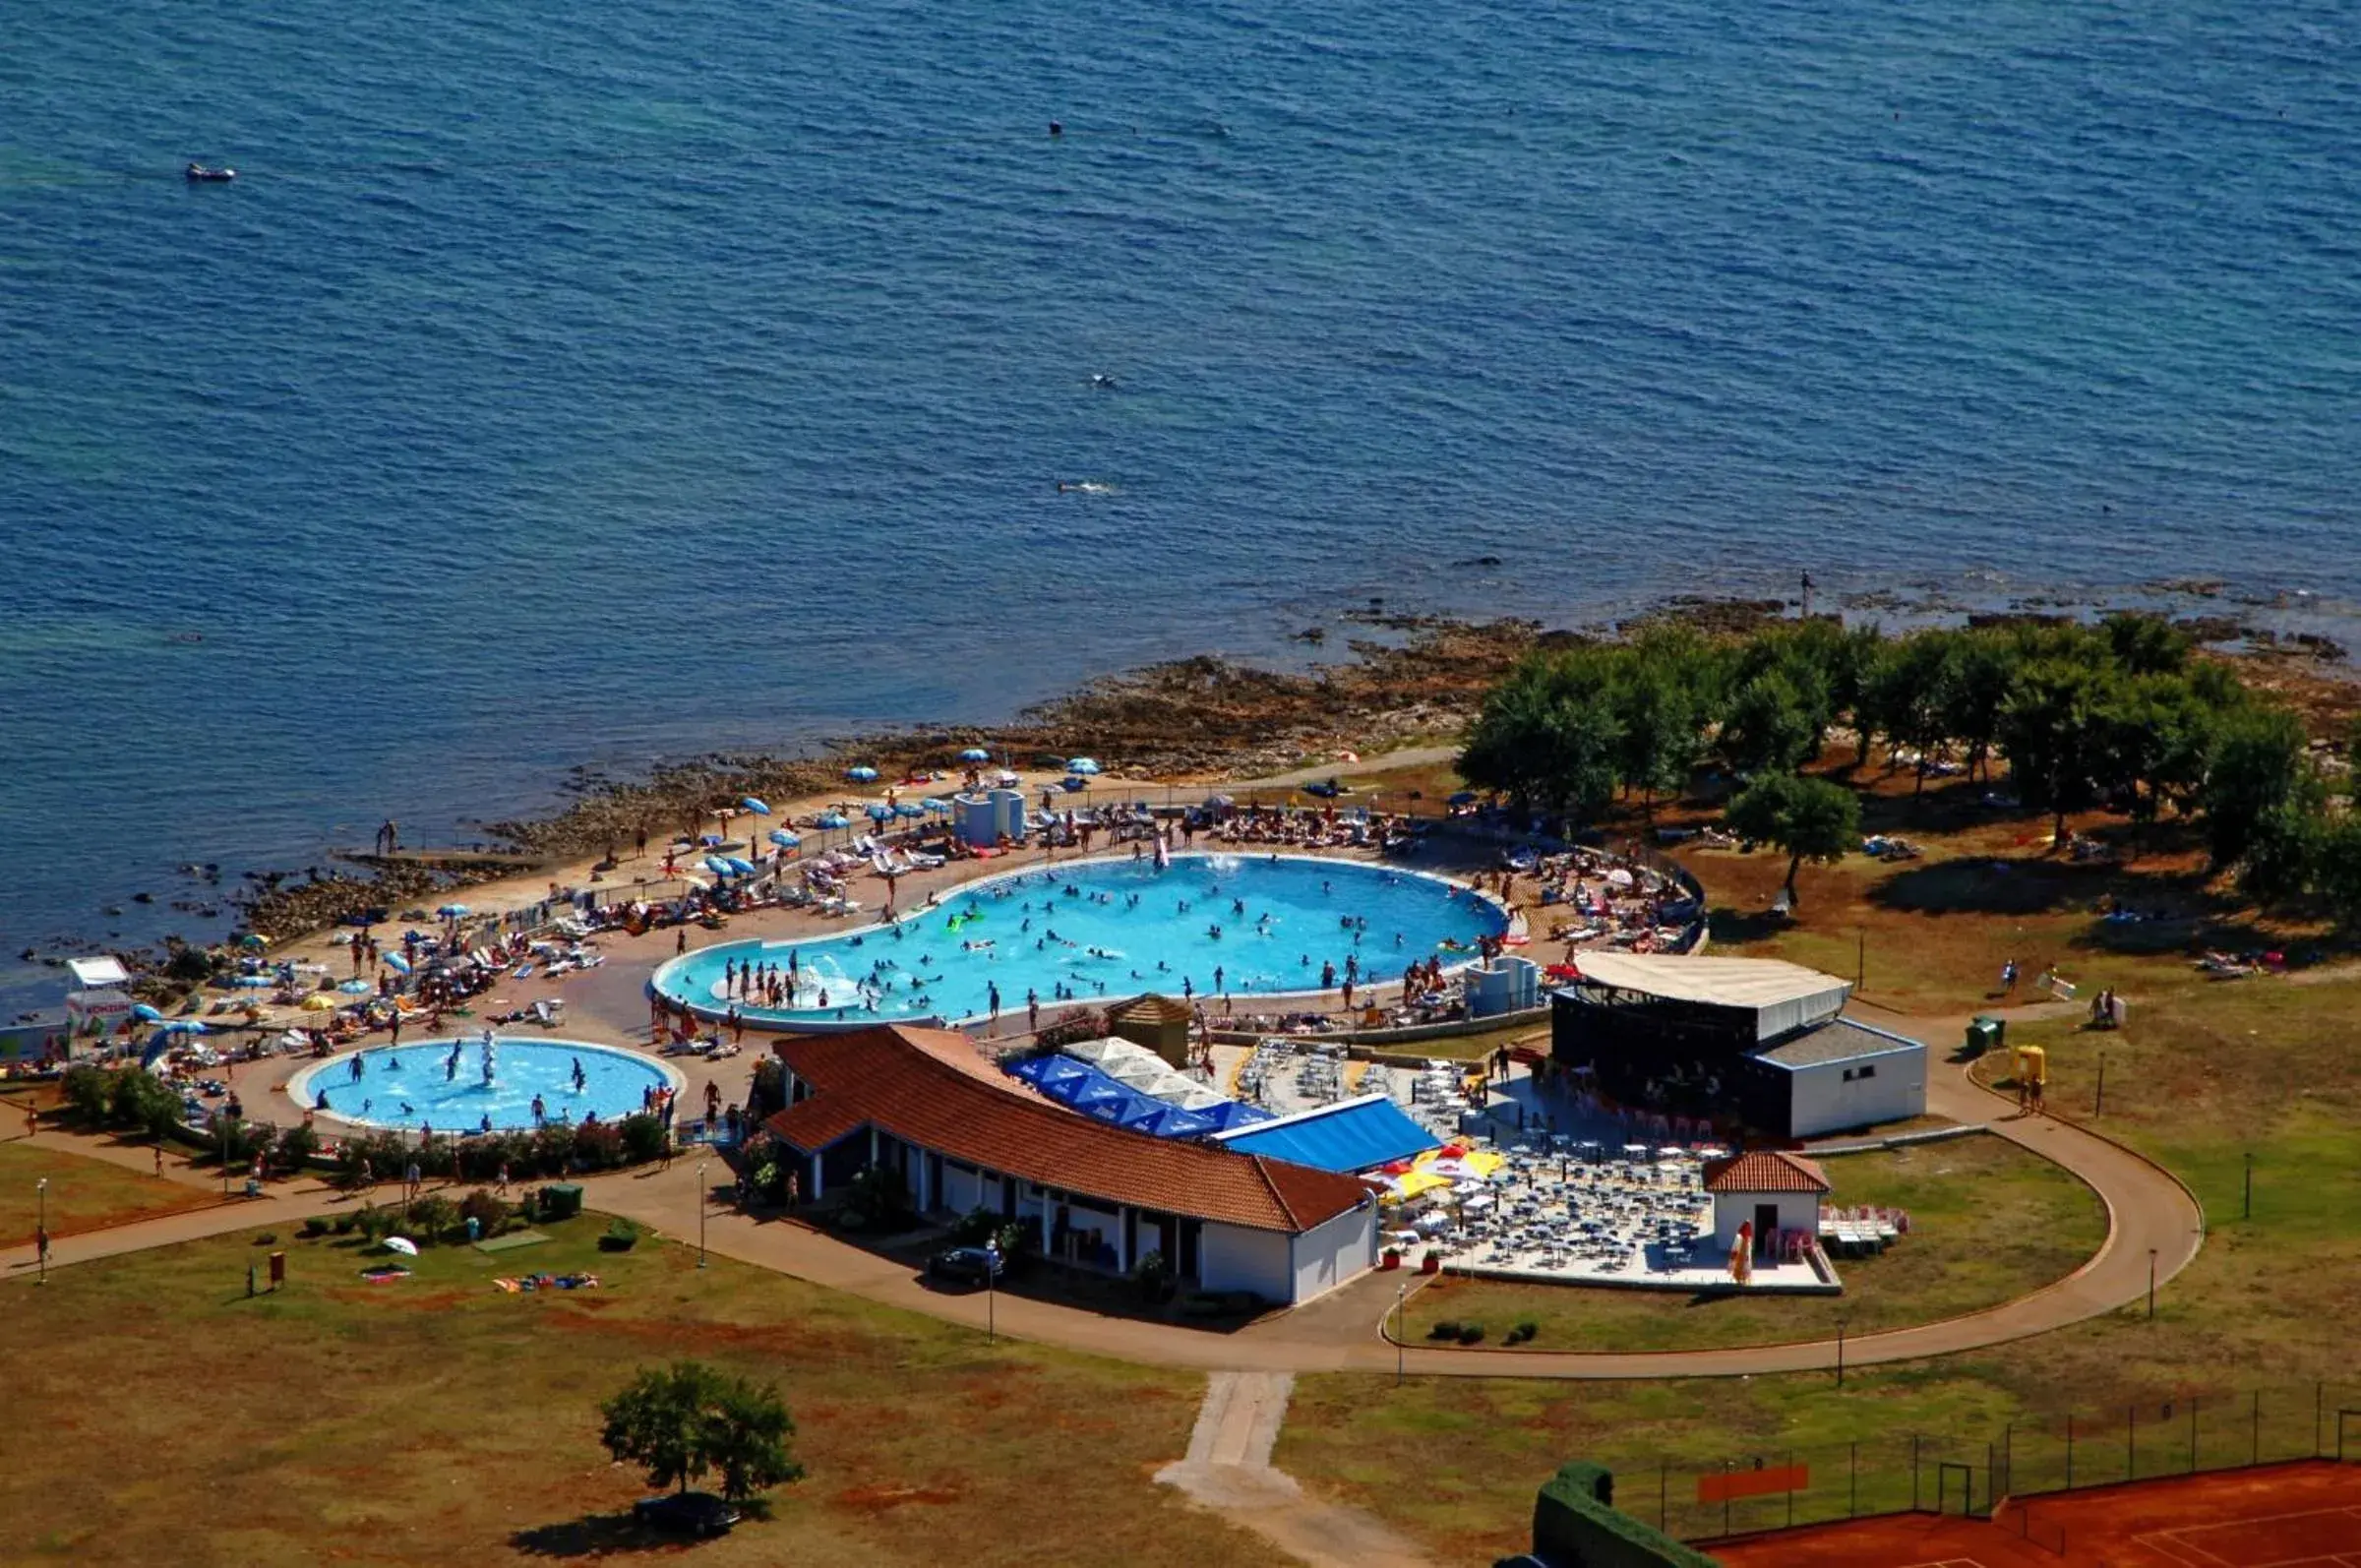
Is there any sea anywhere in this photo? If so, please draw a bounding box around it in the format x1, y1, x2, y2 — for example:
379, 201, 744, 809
3, 0, 2356, 1015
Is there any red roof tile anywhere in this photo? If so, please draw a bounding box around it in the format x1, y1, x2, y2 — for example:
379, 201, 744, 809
761, 1024, 1373, 1234
1703, 1150, 1832, 1194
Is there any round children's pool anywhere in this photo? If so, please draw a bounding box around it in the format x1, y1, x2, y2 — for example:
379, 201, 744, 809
651, 852, 1510, 1028
289, 1037, 681, 1133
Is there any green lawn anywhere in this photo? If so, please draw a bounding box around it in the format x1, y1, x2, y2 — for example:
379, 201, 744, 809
1280, 833, 2361, 1562
0, 1215, 1260, 1568
1399, 1132, 2103, 1354
0, 1138, 218, 1251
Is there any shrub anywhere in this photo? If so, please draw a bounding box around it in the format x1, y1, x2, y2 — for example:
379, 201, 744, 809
457, 1187, 509, 1236
1457, 1323, 1486, 1346
842, 1166, 912, 1230
274, 1122, 320, 1173
355, 1205, 395, 1243
949, 1206, 1000, 1246
253, 1233, 276, 1246
299, 1217, 332, 1238
619, 1112, 668, 1166
1133, 1248, 1173, 1302
1508, 1319, 1540, 1345
600, 1218, 641, 1252
571, 1119, 626, 1172
405, 1194, 459, 1243
530, 1123, 576, 1177
61, 1064, 110, 1124
1426, 1320, 1462, 1341
332, 1214, 356, 1236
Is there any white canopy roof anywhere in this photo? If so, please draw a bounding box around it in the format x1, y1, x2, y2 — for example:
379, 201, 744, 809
1569, 954, 1851, 1041
66, 956, 131, 989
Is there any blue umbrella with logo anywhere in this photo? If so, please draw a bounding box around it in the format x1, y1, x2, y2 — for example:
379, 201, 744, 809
768, 828, 802, 849
1066, 756, 1102, 776
958, 748, 992, 763
846, 765, 879, 783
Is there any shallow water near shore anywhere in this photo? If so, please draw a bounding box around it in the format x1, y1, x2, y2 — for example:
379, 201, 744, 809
4, 0, 2357, 1012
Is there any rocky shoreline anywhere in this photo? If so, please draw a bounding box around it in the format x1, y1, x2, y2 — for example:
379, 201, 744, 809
58, 594, 2361, 995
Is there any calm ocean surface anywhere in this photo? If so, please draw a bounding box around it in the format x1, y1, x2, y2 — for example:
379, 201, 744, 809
3, 0, 2356, 1008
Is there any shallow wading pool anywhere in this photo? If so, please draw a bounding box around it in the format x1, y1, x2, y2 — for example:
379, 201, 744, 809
289, 1037, 680, 1133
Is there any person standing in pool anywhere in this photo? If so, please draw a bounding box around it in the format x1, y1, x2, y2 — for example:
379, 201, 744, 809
571, 1056, 586, 1093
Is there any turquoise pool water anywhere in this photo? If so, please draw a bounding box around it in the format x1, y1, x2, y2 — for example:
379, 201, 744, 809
290, 1037, 676, 1133
651, 854, 1508, 1027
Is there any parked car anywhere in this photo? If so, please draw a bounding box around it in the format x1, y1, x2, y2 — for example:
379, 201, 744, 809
634, 1491, 741, 1538
927, 1244, 1005, 1286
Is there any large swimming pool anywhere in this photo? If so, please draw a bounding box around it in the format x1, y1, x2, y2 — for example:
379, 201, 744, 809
651, 853, 1508, 1028
289, 1037, 679, 1133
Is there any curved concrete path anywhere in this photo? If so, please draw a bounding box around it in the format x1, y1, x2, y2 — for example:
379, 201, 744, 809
5, 1041, 2204, 1384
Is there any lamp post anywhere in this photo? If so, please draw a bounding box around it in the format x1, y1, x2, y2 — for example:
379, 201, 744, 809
35, 1177, 48, 1286
1396, 1282, 1408, 1387
2148, 1247, 2157, 1321
696, 1159, 708, 1269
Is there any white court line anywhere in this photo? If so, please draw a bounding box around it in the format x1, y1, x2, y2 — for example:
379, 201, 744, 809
2138, 1504, 2361, 1568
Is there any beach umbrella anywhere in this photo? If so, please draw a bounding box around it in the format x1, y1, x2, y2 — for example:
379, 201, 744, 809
740, 796, 770, 815
383, 953, 413, 976
703, 855, 735, 877
236, 933, 269, 950
437, 903, 470, 918
383, 1236, 419, 1257
300, 993, 336, 1011
816, 812, 850, 829
866, 803, 893, 822
923, 798, 950, 814
724, 856, 757, 875
159, 1018, 210, 1034
697, 832, 725, 847
1066, 757, 1102, 776
768, 828, 802, 849
958, 748, 991, 763
336, 979, 372, 995
131, 1002, 165, 1023
894, 802, 925, 818
846, 765, 879, 783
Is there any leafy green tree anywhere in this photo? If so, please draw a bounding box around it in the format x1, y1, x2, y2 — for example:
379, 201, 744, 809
1723, 772, 1861, 909
1997, 659, 2120, 845
600, 1361, 803, 1503
1458, 652, 1622, 821
2102, 612, 2193, 677
1942, 632, 2021, 783
2201, 706, 2313, 870
603, 1362, 715, 1495
1719, 670, 1819, 776
2239, 798, 2326, 906
2100, 674, 2217, 833
703, 1376, 805, 1503
1868, 631, 1964, 796
1609, 661, 1703, 811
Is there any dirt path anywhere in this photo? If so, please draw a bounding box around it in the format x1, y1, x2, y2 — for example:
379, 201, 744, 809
1157, 1372, 1433, 1568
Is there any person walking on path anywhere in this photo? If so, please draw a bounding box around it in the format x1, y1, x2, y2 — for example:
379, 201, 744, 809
152, 1142, 164, 1178
2000, 957, 2019, 996
34, 1225, 49, 1273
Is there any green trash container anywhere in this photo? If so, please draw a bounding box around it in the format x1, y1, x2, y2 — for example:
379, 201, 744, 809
1965, 1016, 2005, 1056
542, 1182, 584, 1220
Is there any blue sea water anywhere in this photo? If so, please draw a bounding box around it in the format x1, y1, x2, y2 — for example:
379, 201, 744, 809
3, 0, 2356, 1011
653, 853, 1509, 1026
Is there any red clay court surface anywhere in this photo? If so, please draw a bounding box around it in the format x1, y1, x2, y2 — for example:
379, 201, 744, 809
1710, 1461, 2361, 1567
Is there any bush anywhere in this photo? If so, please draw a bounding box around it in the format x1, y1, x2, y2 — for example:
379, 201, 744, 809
948, 1206, 1000, 1246
619, 1112, 668, 1165
1456, 1323, 1486, 1346
1132, 1248, 1173, 1303
61, 1064, 110, 1124
253, 1233, 276, 1246
1426, 1320, 1462, 1341
457, 1187, 509, 1236
332, 1214, 356, 1236
274, 1122, 320, 1174
405, 1194, 459, 1243
1508, 1319, 1539, 1345
571, 1119, 626, 1172
600, 1218, 641, 1252
299, 1217, 332, 1238
355, 1205, 395, 1244
531, 1123, 577, 1177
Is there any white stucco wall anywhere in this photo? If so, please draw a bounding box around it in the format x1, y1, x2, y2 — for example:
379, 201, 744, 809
1290, 1201, 1377, 1304
1712, 1190, 1821, 1251
1198, 1222, 1295, 1302
1786, 1044, 1926, 1138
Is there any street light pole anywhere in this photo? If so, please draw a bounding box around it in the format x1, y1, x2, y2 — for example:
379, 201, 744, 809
36, 1178, 48, 1286
2149, 1247, 2157, 1321
696, 1160, 708, 1269
1396, 1282, 1408, 1387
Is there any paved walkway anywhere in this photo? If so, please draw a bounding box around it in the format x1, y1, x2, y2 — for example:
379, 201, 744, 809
1157, 1372, 1432, 1568
3, 1036, 2205, 1383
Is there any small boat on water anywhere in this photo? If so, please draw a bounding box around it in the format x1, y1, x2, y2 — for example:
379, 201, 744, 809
185, 162, 236, 182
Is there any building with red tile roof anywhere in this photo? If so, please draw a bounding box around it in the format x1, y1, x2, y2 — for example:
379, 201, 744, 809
1702, 1149, 1832, 1258
758, 1024, 1379, 1306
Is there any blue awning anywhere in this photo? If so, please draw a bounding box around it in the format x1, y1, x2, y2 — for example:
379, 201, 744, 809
1211, 1096, 1439, 1174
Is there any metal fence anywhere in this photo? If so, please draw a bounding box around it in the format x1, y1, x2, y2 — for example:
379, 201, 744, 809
1604, 1381, 2361, 1545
